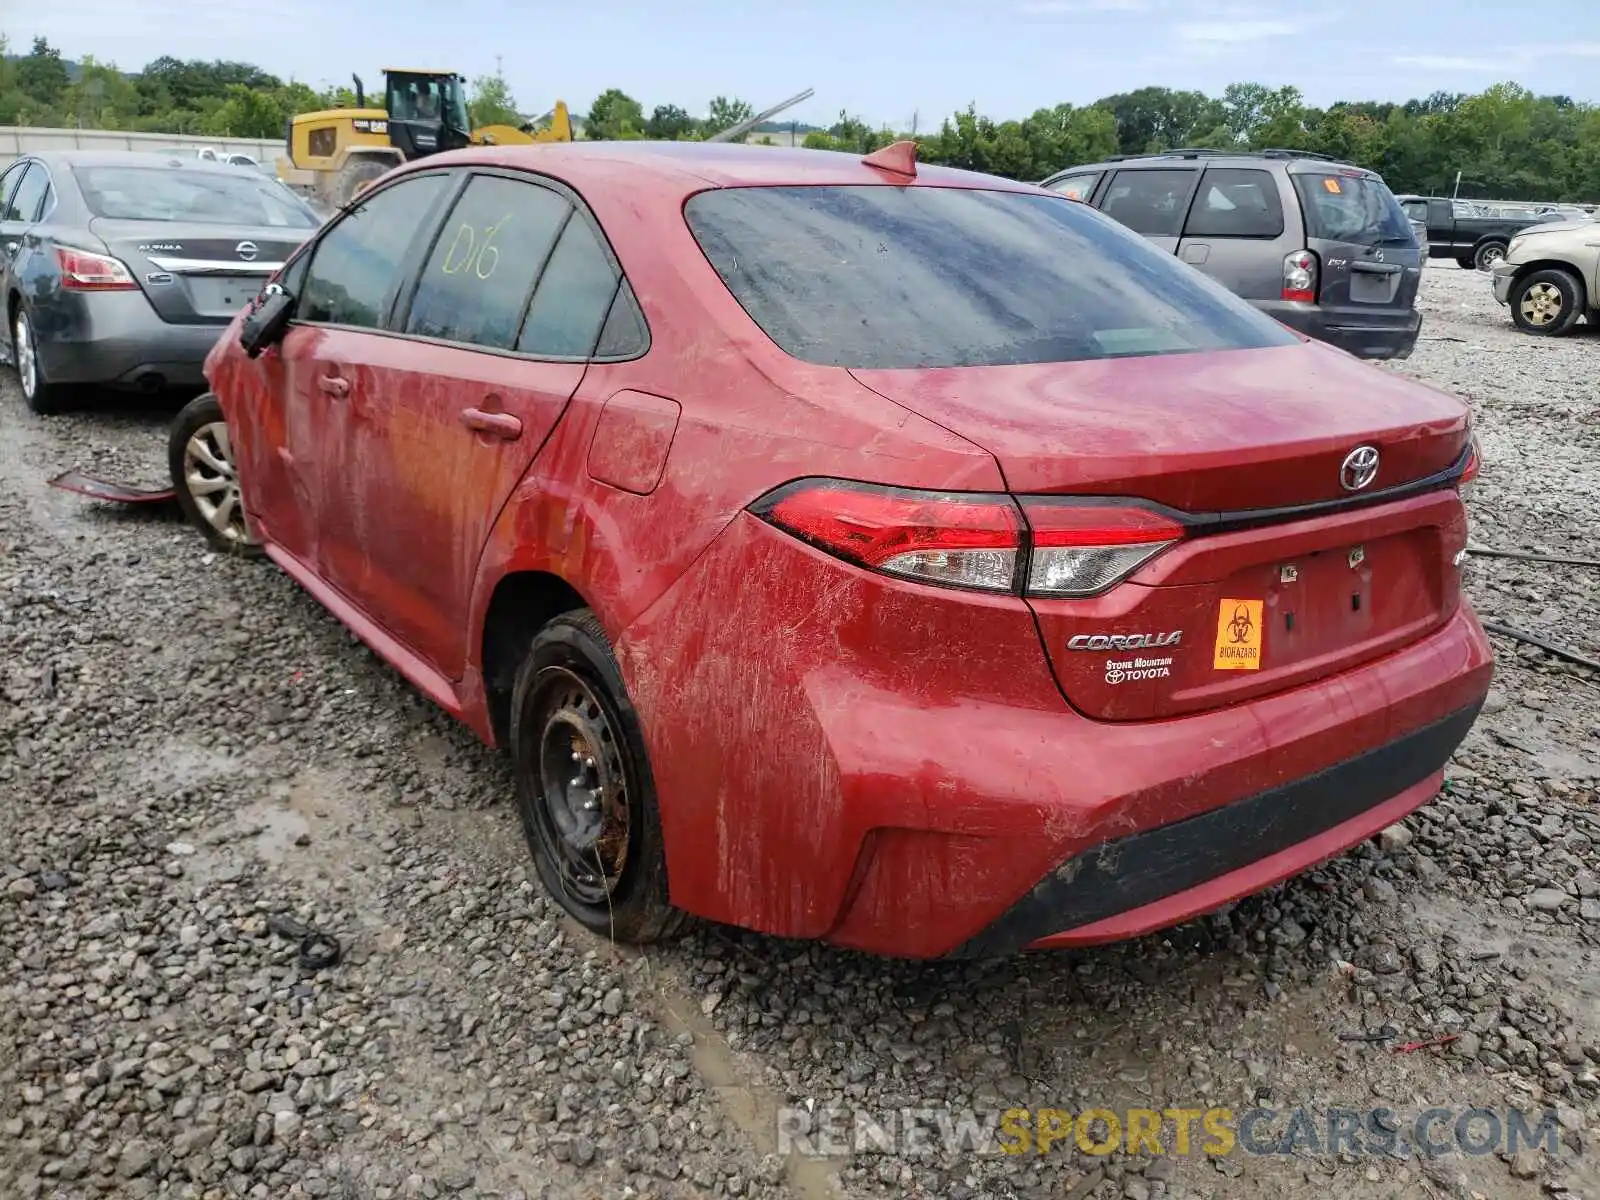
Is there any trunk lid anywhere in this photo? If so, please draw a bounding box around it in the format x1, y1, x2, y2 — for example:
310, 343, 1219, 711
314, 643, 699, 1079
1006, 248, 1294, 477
1288, 167, 1423, 321
89, 219, 310, 325
851, 342, 1471, 721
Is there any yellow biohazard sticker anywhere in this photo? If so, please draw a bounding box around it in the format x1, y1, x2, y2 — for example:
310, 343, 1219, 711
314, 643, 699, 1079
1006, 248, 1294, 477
1214, 599, 1264, 670
1322, 177, 1342, 194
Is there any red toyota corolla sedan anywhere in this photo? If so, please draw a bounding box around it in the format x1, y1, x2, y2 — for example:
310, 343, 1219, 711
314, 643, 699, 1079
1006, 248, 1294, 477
198, 140, 1492, 959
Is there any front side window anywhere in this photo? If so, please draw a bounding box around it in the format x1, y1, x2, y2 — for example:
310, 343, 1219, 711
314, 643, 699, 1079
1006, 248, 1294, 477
684, 185, 1297, 369
73, 165, 317, 228
1183, 168, 1284, 239
299, 174, 449, 329
1098, 169, 1198, 237
404, 175, 570, 350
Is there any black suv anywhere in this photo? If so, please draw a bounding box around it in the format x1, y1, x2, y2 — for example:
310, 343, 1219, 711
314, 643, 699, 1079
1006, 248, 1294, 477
1041, 149, 1423, 361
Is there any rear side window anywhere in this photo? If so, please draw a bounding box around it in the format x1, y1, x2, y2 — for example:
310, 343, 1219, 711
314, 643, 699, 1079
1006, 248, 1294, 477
1048, 172, 1101, 202
404, 176, 570, 350
300, 174, 449, 329
516, 217, 620, 357
684, 185, 1297, 369
1183, 169, 1284, 239
4, 165, 49, 224
1291, 173, 1413, 244
1098, 169, 1198, 236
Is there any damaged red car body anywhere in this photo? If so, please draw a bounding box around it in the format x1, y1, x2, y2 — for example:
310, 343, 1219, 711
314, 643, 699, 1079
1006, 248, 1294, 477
204, 140, 1492, 959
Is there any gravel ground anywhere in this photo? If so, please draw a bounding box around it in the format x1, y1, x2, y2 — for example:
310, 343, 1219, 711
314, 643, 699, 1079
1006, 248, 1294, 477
2, 263, 1598, 1200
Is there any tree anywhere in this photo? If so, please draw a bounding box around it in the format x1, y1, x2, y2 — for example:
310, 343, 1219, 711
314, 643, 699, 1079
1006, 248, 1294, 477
586, 88, 645, 140
702, 95, 755, 141
16, 37, 71, 109
644, 103, 696, 140
470, 71, 521, 129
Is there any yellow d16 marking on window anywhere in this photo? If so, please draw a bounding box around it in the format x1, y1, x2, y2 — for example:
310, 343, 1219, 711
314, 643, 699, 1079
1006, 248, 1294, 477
1214, 599, 1264, 670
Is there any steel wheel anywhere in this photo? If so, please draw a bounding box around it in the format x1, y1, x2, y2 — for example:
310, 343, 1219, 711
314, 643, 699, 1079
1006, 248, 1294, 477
530, 667, 632, 907
182, 421, 255, 547
1518, 282, 1564, 328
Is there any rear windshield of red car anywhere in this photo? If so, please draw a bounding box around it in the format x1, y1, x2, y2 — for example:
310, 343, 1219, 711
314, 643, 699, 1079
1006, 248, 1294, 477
682, 184, 1298, 369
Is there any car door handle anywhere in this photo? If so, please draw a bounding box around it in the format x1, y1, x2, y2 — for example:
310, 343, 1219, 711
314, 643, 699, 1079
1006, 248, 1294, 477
460, 408, 522, 440
317, 375, 349, 397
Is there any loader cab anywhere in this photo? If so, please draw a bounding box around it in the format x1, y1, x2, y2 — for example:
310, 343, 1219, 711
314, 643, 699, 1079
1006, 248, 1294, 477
382, 69, 473, 160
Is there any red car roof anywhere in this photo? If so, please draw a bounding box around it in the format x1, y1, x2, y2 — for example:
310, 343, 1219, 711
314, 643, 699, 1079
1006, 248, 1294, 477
405, 140, 1042, 195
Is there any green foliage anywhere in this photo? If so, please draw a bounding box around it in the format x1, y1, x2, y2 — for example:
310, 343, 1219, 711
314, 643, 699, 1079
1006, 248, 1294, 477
469, 71, 521, 129
2, 35, 1597, 200
585, 88, 646, 140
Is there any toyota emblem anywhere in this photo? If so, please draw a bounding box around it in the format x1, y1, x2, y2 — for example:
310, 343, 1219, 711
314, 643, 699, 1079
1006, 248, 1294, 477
235, 240, 259, 261
1340, 445, 1380, 492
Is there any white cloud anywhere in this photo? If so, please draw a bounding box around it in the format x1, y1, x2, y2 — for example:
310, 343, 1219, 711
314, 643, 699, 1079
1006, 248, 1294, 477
1392, 54, 1501, 71
1176, 18, 1304, 42
1020, 0, 1153, 11
1393, 42, 1600, 71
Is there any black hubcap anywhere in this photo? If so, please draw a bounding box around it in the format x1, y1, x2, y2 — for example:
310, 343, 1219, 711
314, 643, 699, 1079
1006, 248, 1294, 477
531, 668, 631, 906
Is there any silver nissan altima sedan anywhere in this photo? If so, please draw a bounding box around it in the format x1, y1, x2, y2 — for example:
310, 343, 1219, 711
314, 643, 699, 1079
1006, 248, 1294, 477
1, 149, 321, 414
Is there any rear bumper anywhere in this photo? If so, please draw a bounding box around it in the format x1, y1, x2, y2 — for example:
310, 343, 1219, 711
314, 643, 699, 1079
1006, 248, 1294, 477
957, 702, 1478, 957
33, 290, 227, 388
1260, 300, 1423, 361
618, 514, 1494, 959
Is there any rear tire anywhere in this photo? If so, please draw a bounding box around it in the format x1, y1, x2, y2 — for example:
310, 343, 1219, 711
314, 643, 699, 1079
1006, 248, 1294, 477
169, 393, 265, 556
1510, 269, 1585, 337
509, 609, 688, 945
1473, 241, 1507, 271
1454, 254, 1475, 270
334, 157, 389, 206
11, 305, 70, 415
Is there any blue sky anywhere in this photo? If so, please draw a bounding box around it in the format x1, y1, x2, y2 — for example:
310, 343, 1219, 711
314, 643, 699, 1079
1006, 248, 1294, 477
13, 1, 1600, 128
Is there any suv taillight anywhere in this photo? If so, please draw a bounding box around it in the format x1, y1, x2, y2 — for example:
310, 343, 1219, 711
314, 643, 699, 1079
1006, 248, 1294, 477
1282, 249, 1318, 303
56, 246, 139, 291
751, 480, 1184, 598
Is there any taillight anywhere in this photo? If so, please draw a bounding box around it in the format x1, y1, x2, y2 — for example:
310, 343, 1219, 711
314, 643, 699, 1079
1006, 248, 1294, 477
751, 480, 1185, 597
1282, 249, 1318, 303
1459, 437, 1481, 490
56, 247, 139, 291
757, 480, 1022, 593
1021, 501, 1185, 597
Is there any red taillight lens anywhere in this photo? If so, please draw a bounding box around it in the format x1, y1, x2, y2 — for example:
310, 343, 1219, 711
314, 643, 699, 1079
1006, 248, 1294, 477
752, 481, 1186, 597
1022, 501, 1185, 597
56, 246, 139, 291
1282, 249, 1318, 303
759, 480, 1023, 592
1459, 438, 1480, 488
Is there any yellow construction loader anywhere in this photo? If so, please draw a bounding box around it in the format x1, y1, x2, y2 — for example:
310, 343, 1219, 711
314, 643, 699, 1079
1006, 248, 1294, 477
276, 69, 573, 208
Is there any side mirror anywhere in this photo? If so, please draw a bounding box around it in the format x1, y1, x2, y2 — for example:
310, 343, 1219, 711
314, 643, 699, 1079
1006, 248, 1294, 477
240, 286, 295, 358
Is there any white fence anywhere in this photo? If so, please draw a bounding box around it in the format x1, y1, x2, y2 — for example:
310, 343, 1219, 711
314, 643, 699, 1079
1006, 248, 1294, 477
0, 126, 282, 168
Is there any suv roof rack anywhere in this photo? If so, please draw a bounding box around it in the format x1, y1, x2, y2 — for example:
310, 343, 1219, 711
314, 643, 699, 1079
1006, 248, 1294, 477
1099, 147, 1347, 165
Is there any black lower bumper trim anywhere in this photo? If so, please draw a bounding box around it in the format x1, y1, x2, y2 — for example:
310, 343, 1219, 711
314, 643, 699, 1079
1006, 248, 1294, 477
951, 700, 1483, 959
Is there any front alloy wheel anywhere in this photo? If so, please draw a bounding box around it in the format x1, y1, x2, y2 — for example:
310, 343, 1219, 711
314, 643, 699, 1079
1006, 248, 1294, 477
168, 393, 264, 555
